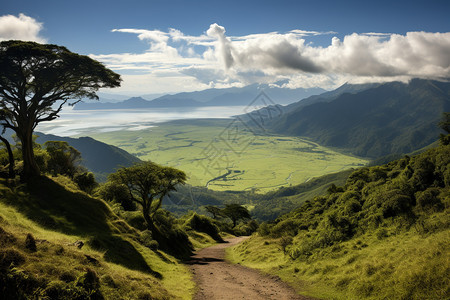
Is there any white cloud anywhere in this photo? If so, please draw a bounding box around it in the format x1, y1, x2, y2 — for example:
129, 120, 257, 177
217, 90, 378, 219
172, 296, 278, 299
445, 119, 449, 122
206, 23, 234, 69
0, 13, 46, 43
99, 24, 450, 94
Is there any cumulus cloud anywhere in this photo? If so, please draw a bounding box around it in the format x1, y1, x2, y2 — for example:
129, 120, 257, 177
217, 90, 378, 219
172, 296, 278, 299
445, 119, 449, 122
100, 24, 450, 93
206, 23, 234, 69
313, 32, 450, 78
0, 13, 46, 43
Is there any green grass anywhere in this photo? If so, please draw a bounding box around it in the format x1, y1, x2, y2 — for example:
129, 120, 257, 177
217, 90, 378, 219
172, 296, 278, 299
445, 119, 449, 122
0, 177, 195, 299
227, 142, 450, 299
228, 230, 450, 300
83, 119, 368, 193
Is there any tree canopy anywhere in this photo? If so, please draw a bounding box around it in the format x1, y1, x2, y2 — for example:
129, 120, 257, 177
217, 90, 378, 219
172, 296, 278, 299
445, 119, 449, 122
44, 141, 82, 178
0, 40, 121, 179
108, 161, 186, 232
222, 204, 251, 227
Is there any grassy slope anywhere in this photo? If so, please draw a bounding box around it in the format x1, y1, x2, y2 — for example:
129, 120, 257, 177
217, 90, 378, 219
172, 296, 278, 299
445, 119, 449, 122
0, 176, 194, 299
228, 142, 450, 299
84, 119, 367, 193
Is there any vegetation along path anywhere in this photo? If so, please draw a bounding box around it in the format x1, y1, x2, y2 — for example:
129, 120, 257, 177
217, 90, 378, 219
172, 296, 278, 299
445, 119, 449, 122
188, 237, 312, 300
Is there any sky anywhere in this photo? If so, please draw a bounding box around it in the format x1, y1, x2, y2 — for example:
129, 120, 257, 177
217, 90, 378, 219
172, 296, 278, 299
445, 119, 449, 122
1, 0, 450, 96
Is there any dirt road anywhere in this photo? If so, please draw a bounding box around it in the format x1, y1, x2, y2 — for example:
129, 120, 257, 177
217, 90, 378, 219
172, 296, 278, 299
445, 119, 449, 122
188, 236, 312, 300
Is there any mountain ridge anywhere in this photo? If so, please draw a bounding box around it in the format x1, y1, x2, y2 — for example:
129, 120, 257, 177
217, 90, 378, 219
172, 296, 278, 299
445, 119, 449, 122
74, 84, 326, 110
269, 79, 450, 158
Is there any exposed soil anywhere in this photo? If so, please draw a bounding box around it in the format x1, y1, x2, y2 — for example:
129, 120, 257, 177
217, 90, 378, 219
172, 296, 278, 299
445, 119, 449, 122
188, 236, 313, 300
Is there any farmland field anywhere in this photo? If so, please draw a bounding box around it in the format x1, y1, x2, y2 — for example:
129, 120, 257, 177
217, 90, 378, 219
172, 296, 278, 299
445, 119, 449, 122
82, 119, 368, 193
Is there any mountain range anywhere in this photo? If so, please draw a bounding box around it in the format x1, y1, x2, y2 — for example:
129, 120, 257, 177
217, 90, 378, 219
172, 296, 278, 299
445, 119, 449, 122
265, 79, 450, 158
73, 84, 326, 110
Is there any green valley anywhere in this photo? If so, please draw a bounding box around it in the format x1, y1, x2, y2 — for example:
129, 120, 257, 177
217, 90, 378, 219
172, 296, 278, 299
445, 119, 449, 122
83, 119, 368, 193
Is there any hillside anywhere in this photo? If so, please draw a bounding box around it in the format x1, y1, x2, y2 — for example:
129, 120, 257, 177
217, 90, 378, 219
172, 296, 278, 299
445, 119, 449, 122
281, 82, 381, 114
271, 79, 450, 158
35, 133, 141, 181
228, 140, 450, 299
0, 176, 196, 299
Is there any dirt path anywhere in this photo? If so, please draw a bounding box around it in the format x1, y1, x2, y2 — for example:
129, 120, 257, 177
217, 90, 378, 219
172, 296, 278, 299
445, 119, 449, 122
188, 236, 312, 300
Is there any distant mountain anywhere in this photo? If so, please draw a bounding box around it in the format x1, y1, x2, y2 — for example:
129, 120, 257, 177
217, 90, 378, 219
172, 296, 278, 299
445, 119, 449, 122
73, 84, 326, 110
270, 79, 450, 158
282, 82, 382, 113
35, 133, 141, 181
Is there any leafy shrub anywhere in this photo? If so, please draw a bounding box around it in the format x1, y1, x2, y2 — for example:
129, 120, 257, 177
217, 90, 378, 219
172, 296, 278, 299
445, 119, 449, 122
184, 213, 223, 242
139, 230, 159, 250
153, 210, 193, 258
96, 182, 136, 211
74, 172, 98, 194
381, 190, 415, 218
279, 235, 293, 255
416, 188, 443, 211
257, 222, 272, 236
271, 219, 299, 237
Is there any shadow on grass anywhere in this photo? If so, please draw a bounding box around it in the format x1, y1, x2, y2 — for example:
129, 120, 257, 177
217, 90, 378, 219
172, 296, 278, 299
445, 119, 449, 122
0, 176, 161, 278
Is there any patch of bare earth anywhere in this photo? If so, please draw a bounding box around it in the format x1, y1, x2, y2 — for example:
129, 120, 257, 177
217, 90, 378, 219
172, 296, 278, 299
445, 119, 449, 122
188, 236, 313, 300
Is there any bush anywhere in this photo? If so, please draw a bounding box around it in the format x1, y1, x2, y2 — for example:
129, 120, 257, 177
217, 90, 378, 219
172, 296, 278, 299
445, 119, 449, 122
381, 190, 415, 218
139, 230, 159, 250
96, 182, 136, 211
74, 172, 98, 194
184, 213, 223, 242
153, 210, 193, 258
279, 235, 293, 255
416, 188, 443, 211
235, 219, 259, 236
257, 222, 272, 236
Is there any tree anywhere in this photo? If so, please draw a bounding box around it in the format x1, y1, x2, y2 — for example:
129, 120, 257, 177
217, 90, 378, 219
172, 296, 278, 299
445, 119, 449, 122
0, 40, 121, 179
108, 161, 186, 234
96, 182, 136, 211
439, 112, 450, 134
0, 129, 14, 178
223, 204, 251, 227
44, 141, 81, 178
73, 172, 98, 194
439, 112, 450, 145
204, 205, 224, 219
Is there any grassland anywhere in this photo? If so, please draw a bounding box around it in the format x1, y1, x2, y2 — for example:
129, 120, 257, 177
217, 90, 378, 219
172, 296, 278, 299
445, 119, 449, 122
227, 231, 449, 300
0, 176, 195, 299
82, 119, 368, 193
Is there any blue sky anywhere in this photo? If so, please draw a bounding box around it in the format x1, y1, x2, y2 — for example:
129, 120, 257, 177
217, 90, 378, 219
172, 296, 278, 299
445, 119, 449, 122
1, 0, 450, 95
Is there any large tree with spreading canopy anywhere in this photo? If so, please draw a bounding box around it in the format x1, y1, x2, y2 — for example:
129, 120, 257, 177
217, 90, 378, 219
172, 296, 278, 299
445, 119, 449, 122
108, 161, 186, 234
0, 40, 121, 179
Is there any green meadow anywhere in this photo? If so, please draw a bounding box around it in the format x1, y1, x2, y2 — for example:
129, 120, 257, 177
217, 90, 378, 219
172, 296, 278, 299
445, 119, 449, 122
81, 119, 368, 192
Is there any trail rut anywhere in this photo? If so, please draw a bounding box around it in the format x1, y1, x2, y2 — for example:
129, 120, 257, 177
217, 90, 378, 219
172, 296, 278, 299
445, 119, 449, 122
188, 236, 313, 300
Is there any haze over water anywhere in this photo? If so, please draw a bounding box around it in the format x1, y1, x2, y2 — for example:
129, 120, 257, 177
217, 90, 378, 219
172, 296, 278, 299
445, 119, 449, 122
36, 105, 252, 137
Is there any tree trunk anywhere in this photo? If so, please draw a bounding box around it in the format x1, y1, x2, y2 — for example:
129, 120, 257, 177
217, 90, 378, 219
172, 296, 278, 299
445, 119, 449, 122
0, 136, 15, 178
20, 129, 40, 180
